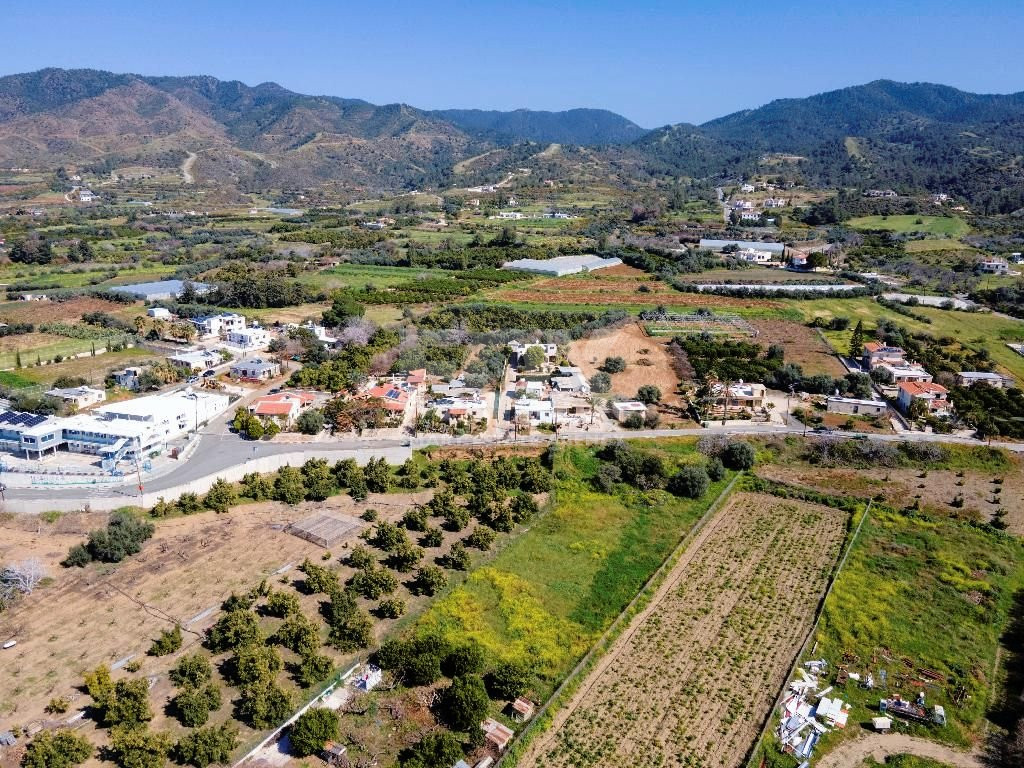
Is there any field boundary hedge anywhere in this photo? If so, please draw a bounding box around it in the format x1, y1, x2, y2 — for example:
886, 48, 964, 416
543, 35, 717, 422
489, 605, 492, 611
500, 471, 744, 767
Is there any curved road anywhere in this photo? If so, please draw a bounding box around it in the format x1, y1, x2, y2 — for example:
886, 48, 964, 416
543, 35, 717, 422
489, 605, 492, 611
4, 418, 1021, 510
816, 733, 985, 768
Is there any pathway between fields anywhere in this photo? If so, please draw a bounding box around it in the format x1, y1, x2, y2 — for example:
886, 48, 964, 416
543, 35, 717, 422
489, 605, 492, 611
815, 734, 985, 768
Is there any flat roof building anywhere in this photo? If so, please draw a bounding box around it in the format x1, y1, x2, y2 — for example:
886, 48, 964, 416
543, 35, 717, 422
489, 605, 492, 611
699, 239, 785, 255
826, 396, 887, 416
109, 280, 212, 301
502, 254, 622, 277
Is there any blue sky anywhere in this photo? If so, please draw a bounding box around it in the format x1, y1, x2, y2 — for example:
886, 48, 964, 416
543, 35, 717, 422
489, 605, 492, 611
2, 0, 1022, 127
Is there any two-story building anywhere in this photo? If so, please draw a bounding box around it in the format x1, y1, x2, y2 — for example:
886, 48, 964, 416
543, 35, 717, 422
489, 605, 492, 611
897, 381, 950, 416
191, 313, 246, 339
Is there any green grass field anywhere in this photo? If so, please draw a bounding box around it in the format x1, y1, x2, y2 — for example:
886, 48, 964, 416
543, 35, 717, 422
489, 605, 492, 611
296, 263, 451, 291
783, 296, 1024, 379
807, 506, 1024, 753
416, 441, 733, 697
13, 346, 160, 387
846, 215, 970, 237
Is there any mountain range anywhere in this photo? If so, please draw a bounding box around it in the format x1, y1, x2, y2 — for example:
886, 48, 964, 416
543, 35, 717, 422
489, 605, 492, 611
0, 69, 1022, 209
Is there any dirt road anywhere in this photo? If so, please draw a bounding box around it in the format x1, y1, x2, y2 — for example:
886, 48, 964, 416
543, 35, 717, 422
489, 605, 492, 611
181, 151, 197, 183
816, 734, 984, 768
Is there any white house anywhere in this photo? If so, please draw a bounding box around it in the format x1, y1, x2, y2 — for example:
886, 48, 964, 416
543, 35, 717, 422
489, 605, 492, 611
78, 190, 96, 203
877, 363, 933, 384
610, 401, 647, 422
978, 258, 1009, 275
736, 248, 776, 264
45, 386, 106, 409
512, 397, 554, 425
168, 349, 222, 372
229, 358, 281, 381
740, 183, 755, 193
826, 396, 887, 416
226, 326, 271, 350
191, 313, 246, 339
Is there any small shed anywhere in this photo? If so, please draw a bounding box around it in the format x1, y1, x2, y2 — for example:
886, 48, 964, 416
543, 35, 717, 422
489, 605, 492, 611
512, 697, 535, 721
0, 731, 16, 746
871, 716, 892, 732
322, 742, 347, 765
481, 718, 514, 751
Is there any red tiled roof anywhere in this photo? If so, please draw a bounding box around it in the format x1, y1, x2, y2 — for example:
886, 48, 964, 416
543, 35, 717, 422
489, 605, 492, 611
898, 381, 947, 397
252, 401, 295, 416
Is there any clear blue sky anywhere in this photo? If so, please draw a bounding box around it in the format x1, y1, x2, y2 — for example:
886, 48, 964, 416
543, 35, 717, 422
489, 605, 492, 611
3, 0, 1022, 127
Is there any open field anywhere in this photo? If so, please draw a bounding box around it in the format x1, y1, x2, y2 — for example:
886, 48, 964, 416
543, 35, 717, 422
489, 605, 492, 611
12, 346, 161, 387
674, 267, 845, 284
0, 333, 129, 370
846, 216, 970, 237
296, 263, 451, 291
904, 239, 978, 254
0, 297, 137, 325
783, 501, 1024, 759
757, 453, 1023, 532
417, 443, 734, 698
568, 323, 686, 417
752, 318, 847, 377
520, 492, 848, 768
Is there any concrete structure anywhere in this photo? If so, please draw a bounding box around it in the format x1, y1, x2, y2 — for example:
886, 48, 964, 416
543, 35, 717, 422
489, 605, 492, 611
551, 366, 590, 394
191, 312, 245, 339
501, 254, 622, 276
978, 258, 1009, 275
736, 247, 776, 263
109, 280, 212, 301
713, 381, 766, 414
0, 390, 229, 462
147, 307, 172, 320
878, 363, 933, 384
512, 397, 554, 425
898, 381, 950, 416
226, 326, 271, 349
428, 396, 490, 425
45, 385, 106, 409
168, 349, 222, 372
862, 342, 908, 370
230, 358, 281, 381
956, 371, 1005, 388
699, 239, 785, 255
610, 400, 647, 422
826, 396, 887, 416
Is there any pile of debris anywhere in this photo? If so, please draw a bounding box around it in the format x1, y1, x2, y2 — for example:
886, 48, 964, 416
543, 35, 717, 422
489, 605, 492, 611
775, 659, 851, 762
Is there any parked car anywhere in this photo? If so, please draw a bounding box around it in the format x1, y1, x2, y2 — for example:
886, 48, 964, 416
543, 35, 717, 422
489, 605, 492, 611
202, 369, 216, 378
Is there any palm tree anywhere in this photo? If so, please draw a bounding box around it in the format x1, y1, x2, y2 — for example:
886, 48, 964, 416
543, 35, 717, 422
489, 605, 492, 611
133, 316, 147, 336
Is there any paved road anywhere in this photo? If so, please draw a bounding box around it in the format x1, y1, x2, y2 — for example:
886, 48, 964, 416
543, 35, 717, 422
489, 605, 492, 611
4, 420, 1020, 507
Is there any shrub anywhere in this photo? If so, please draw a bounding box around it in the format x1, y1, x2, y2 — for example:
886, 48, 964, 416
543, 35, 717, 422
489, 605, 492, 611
174, 724, 238, 768
443, 642, 485, 678
21, 730, 93, 768
108, 727, 172, 768
706, 457, 726, 482
296, 409, 325, 435
722, 441, 756, 470
273, 465, 306, 504
486, 660, 530, 699
350, 566, 398, 599
667, 465, 709, 499
398, 732, 464, 768
466, 527, 496, 550
289, 708, 339, 758
172, 683, 221, 727
203, 478, 236, 513
105, 678, 154, 727
206, 610, 261, 652
437, 674, 489, 731
623, 412, 644, 429
440, 541, 471, 570
264, 591, 301, 618
412, 565, 448, 596
377, 598, 405, 619
601, 356, 626, 373
636, 384, 662, 404
296, 653, 334, 688
237, 681, 292, 728
589, 371, 612, 393
420, 526, 444, 548
148, 625, 183, 656
170, 654, 212, 688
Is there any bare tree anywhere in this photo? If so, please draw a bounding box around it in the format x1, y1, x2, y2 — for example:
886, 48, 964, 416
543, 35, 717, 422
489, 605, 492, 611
0, 558, 47, 602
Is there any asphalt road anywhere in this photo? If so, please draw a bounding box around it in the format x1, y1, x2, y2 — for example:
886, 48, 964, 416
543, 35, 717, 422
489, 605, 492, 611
6, 419, 1018, 507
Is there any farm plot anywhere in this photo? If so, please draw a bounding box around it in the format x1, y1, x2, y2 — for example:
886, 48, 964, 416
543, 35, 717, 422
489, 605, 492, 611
520, 492, 848, 768
643, 311, 757, 338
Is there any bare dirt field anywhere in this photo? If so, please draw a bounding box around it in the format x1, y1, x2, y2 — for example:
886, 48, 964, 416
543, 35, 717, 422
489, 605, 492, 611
0, 297, 133, 325
569, 323, 689, 420
492, 274, 784, 311
0, 489, 431, 728
519, 492, 848, 768
758, 462, 1024, 533
752, 318, 846, 377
